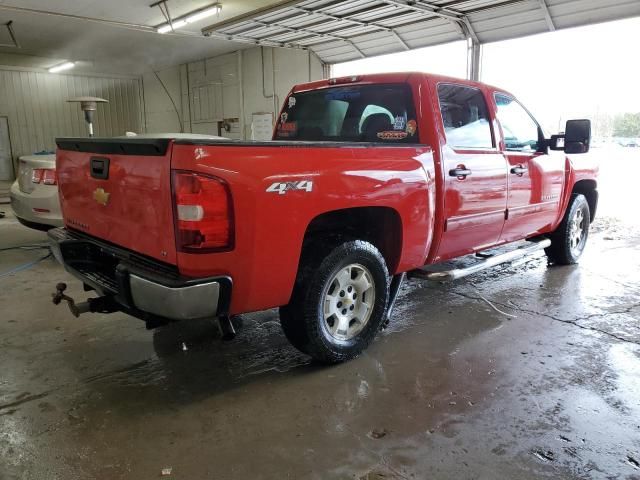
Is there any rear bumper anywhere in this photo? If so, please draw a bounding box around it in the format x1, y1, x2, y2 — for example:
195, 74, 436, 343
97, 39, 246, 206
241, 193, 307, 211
10, 180, 63, 228
48, 227, 231, 322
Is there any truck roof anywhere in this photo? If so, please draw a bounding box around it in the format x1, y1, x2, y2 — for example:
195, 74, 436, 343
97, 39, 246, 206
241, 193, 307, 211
292, 72, 507, 96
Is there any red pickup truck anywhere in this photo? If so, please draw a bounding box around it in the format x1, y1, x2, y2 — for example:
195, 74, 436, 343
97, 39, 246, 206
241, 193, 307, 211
49, 72, 597, 363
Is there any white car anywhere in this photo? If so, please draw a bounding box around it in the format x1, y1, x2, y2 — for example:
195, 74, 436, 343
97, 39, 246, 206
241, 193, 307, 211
9, 134, 228, 231
10, 154, 63, 230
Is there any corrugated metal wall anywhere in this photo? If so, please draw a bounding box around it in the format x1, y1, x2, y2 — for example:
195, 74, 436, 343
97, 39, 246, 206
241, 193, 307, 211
0, 69, 142, 177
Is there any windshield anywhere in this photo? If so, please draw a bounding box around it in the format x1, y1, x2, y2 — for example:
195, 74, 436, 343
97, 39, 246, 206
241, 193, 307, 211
274, 84, 419, 143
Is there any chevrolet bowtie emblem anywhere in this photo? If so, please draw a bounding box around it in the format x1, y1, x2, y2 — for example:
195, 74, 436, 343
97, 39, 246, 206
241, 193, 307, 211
93, 187, 110, 206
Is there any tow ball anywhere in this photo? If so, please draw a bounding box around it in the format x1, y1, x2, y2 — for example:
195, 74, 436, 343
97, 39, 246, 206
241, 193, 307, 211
51, 282, 117, 317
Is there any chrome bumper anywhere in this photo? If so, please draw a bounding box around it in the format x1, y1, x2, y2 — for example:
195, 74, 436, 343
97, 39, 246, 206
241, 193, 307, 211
129, 275, 220, 320
48, 227, 231, 322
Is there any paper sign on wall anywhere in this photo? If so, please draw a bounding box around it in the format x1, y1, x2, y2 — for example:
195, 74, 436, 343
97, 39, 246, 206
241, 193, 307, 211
251, 112, 274, 141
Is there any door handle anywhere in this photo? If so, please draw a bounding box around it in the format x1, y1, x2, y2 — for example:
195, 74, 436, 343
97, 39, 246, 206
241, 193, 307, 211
510, 166, 527, 176
449, 168, 472, 179
90, 157, 110, 180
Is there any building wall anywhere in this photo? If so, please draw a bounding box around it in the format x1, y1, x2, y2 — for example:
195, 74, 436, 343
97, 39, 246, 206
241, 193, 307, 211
187, 52, 242, 138
240, 47, 325, 140
142, 65, 190, 134
141, 46, 326, 140
0, 67, 142, 178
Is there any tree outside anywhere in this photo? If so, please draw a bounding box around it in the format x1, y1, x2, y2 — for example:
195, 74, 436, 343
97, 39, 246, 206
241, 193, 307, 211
613, 112, 640, 138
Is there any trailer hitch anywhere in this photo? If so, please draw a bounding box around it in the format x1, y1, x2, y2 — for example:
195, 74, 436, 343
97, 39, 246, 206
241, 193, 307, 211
52, 282, 118, 317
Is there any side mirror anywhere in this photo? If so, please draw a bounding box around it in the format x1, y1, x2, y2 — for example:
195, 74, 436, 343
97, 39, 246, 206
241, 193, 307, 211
548, 119, 591, 154
564, 119, 591, 154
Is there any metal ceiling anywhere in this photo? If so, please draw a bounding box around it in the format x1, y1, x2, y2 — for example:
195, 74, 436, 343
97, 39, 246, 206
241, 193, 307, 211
202, 0, 640, 64
0, 0, 286, 75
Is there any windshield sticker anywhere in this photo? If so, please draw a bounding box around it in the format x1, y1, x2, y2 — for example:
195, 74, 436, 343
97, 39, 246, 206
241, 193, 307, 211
277, 121, 297, 137
288, 96, 296, 109
406, 119, 417, 136
280, 112, 288, 123
377, 130, 408, 141
393, 116, 406, 131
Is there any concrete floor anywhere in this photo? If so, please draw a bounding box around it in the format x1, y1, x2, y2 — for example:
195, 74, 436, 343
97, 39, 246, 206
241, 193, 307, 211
1, 154, 639, 479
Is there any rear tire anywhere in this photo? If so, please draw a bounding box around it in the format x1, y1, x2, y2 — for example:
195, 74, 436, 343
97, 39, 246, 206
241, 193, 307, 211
280, 240, 390, 363
545, 194, 590, 265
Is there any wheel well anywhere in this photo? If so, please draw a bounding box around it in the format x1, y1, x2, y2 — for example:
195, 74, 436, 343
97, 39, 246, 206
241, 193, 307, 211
572, 179, 598, 221
303, 207, 403, 273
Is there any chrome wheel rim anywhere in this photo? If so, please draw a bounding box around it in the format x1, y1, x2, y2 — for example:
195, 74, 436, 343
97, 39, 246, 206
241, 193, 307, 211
569, 207, 587, 256
323, 263, 376, 341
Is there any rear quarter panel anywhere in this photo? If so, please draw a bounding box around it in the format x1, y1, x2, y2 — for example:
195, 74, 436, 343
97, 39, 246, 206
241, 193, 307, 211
171, 143, 435, 314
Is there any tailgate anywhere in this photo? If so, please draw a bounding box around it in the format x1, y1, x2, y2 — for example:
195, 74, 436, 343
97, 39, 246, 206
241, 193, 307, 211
56, 138, 177, 264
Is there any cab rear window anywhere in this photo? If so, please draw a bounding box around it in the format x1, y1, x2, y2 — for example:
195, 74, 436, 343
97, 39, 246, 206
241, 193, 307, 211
275, 84, 419, 143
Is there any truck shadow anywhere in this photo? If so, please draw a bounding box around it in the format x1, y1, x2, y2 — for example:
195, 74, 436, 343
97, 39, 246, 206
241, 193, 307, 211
77, 274, 507, 419
77, 310, 324, 411
151, 310, 314, 380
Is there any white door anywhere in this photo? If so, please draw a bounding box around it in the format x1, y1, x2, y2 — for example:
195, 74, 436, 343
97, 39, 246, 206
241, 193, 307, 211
0, 117, 13, 181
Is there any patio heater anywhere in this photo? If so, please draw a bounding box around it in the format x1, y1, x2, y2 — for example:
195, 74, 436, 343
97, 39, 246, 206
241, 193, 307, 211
67, 97, 108, 137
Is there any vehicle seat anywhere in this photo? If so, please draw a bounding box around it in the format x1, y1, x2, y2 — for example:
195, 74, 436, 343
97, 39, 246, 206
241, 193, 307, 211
441, 105, 465, 129
361, 113, 392, 142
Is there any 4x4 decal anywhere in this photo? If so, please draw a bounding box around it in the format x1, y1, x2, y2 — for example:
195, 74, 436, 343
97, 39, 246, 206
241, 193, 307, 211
266, 180, 313, 195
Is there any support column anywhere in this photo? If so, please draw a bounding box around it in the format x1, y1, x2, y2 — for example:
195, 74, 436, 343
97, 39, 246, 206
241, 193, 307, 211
467, 37, 482, 82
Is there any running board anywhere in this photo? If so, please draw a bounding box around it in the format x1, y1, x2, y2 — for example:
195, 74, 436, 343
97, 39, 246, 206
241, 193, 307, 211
414, 239, 551, 282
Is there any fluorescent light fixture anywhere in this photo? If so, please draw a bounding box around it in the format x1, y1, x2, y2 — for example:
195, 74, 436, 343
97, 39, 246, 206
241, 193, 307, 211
186, 5, 221, 23
157, 19, 187, 33
48, 62, 75, 73
156, 3, 220, 33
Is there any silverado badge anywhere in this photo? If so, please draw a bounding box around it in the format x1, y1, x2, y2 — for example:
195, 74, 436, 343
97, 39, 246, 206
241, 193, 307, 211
93, 187, 110, 206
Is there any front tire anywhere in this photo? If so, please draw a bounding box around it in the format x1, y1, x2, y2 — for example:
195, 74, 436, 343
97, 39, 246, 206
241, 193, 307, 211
280, 240, 390, 363
545, 194, 590, 265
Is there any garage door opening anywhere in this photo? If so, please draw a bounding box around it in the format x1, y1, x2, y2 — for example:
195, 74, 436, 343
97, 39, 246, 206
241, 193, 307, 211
483, 17, 640, 225
333, 16, 640, 225
332, 40, 467, 79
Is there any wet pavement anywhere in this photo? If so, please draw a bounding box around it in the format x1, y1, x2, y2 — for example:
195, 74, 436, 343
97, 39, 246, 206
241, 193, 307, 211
1, 156, 639, 479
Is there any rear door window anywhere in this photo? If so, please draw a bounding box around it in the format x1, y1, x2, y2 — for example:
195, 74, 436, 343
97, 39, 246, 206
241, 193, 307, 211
275, 84, 419, 143
437, 84, 493, 149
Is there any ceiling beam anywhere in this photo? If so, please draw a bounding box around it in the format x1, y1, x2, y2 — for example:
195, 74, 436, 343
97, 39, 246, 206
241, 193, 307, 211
380, 0, 478, 42
204, 0, 469, 39
202, 0, 308, 32
381, 0, 462, 22
463, 0, 529, 15
390, 31, 410, 50
0, 21, 20, 48
0, 3, 156, 32
275, 4, 416, 52
202, 0, 485, 57
290, 5, 411, 50
237, 13, 385, 39
239, 18, 368, 57
460, 16, 479, 43
538, 0, 556, 31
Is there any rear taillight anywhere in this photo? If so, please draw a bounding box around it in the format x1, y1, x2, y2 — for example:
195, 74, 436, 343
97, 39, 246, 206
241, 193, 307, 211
31, 168, 57, 185
172, 171, 233, 252
31, 169, 42, 183
42, 169, 57, 185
